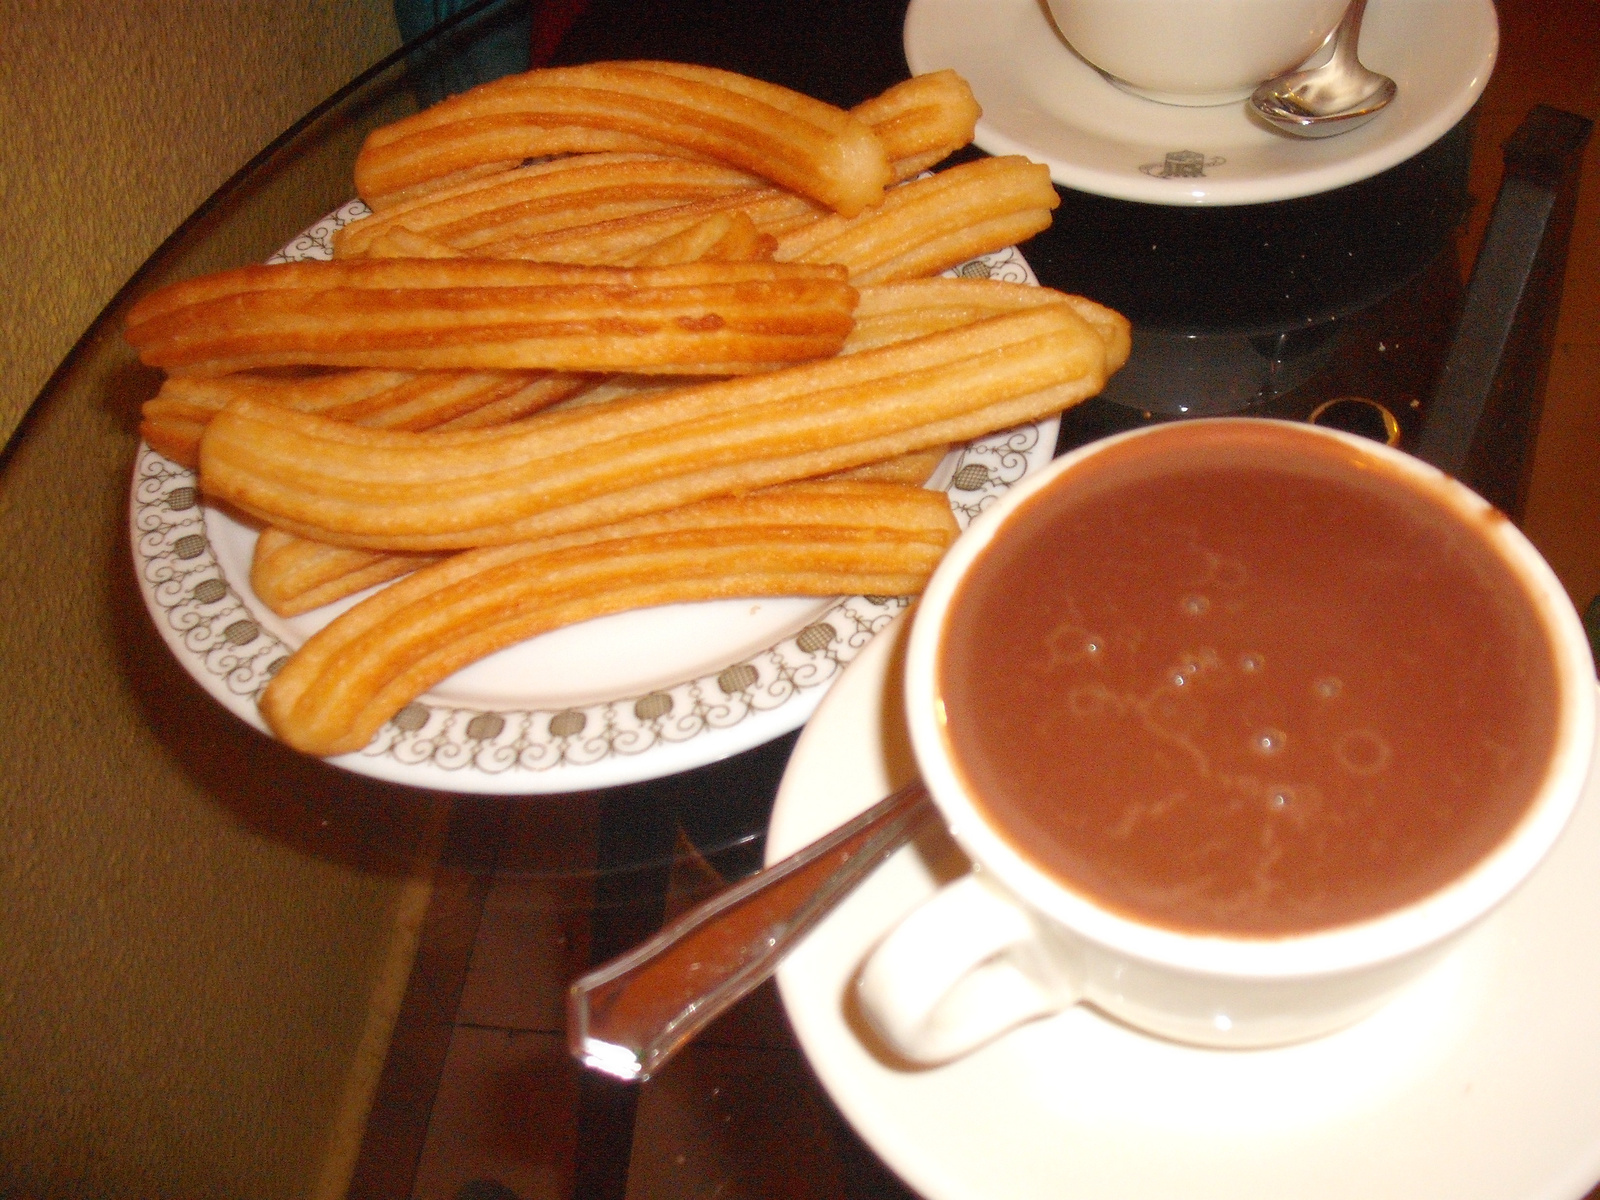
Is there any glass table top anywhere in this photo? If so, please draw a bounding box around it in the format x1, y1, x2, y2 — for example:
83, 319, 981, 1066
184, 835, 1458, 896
2, 0, 1596, 1197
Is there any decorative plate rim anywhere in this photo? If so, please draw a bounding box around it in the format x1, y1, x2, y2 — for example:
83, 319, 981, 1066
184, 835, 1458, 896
128, 201, 1060, 794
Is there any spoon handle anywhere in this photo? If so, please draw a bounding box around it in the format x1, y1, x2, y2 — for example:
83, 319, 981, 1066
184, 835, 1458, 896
1330, 0, 1369, 69
567, 778, 936, 1081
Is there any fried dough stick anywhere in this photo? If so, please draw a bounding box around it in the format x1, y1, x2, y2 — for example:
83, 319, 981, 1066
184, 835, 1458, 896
250, 438, 953, 617
143, 206, 794, 468
355, 61, 892, 217
141, 369, 592, 469
242, 279, 1118, 618
848, 279, 1132, 365
775, 157, 1060, 284
142, 215, 789, 466
359, 206, 780, 269
334, 154, 769, 258
124, 259, 857, 377
200, 302, 1122, 551
458, 158, 1054, 281
460, 188, 816, 264
251, 529, 446, 616
239, 284, 1123, 616
259, 479, 958, 756
246, 279, 1014, 618
339, 71, 981, 257
854, 71, 983, 182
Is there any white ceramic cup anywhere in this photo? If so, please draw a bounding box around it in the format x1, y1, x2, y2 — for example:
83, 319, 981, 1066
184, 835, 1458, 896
857, 420, 1596, 1065
1044, 0, 1352, 105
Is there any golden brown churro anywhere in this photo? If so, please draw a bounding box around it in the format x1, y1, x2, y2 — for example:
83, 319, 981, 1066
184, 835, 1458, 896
852, 70, 983, 182
339, 71, 978, 261
199, 301, 1122, 551
335, 153, 767, 258
776, 156, 1059, 284
127, 62, 1135, 766
251, 528, 446, 617
354, 61, 892, 217
139, 369, 592, 468
847, 279, 1132, 366
124, 259, 857, 376
258, 479, 959, 755
249, 439, 955, 617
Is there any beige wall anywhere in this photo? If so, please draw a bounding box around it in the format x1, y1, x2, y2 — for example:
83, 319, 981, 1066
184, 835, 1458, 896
0, 3, 423, 1198
1, 0, 400, 446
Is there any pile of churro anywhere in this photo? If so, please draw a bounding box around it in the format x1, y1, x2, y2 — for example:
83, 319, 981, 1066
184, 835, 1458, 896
126, 62, 1129, 758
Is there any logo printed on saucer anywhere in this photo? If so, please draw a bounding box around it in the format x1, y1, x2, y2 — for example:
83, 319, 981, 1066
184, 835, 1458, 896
1139, 150, 1227, 178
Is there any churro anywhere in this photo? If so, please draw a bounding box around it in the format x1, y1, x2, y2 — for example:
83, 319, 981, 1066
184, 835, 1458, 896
124, 259, 857, 376
848, 278, 1131, 367
199, 301, 1121, 550
139, 369, 592, 468
251, 528, 445, 617
335, 153, 767, 258
250, 438, 954, 616
775, 156, 1059, 283
258, 479, 959, 755
851, 70, 982, 182
341, 70, 979, 260
354, 61, 892, 217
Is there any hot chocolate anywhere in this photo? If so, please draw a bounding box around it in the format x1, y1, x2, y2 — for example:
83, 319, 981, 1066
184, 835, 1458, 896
936, 421, 1563, 937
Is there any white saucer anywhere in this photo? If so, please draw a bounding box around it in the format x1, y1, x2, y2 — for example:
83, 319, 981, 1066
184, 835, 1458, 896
904, 0, 1498, 205
770, 613, 1600, 1200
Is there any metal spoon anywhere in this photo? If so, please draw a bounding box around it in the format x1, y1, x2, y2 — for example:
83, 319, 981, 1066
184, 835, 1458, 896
1250, 0, 1396, 137
567, 778, 936, 1082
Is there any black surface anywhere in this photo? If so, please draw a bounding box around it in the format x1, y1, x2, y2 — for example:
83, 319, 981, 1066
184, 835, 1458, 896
350, 5, 1593, 1197
548, 0, 914, 107
1024, 114, 1475, 333
1416, 105, 1595, 518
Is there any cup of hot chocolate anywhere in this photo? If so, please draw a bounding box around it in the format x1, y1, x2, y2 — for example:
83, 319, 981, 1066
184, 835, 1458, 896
858, 418, 1595, 1064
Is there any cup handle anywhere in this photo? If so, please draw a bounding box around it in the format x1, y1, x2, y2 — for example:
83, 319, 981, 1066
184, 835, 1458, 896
856, 871, 1085, 1064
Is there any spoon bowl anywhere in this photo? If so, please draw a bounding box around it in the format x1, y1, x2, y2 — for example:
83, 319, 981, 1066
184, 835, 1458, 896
1251, 0, 1396, 137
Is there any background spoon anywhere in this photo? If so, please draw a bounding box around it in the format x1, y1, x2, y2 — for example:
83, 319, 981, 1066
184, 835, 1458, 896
1250, 0, 1397, 137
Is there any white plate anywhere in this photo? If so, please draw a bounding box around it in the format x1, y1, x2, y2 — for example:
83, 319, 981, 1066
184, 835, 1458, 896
771, 614, 1600, 1200
128, 201, 1059, 795
904, 0, 1498, 205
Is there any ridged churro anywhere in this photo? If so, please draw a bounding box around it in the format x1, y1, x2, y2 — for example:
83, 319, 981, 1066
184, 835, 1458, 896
139, 369, 593, 468
848, 278, 1132, 365
458, 157, 1054, 281
199, 301, 1122, 551
339, 71, 979, 262
251, 528, 445, 617
258, 479, 959, 755
776, 156, 1059, 284
354, 61, 892, 217
853, 70, 983, 182
124, 259, 857, 376
249, 439, 955, 617
335, 153, 767, 258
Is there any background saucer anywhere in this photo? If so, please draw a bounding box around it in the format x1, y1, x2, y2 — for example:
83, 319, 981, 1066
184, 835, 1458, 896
904, 0, 1498, 205
771, 618, 1600, 1200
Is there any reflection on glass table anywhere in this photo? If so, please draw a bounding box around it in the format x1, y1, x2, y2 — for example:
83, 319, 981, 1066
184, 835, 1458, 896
1, 0, 1596, 1198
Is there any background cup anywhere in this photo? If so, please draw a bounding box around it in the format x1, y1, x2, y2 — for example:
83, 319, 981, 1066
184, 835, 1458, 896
857, 419, 1596, 1065
1044, 0, 1352, 105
